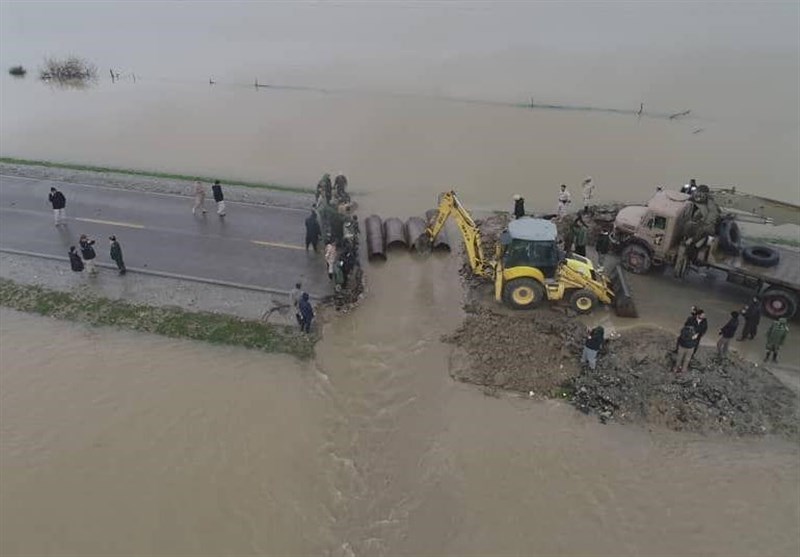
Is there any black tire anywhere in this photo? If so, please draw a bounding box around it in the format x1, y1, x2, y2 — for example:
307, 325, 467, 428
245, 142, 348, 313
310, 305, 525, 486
761, 288, 798, 319
502, 277, 546, 310
569, 289, 598, 314
718, 219, 741, 255
620, 244, 652, 274
742, 245, 780, 267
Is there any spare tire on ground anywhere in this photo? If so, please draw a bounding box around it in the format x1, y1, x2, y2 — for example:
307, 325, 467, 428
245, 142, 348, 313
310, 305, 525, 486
742, 245, 780, 267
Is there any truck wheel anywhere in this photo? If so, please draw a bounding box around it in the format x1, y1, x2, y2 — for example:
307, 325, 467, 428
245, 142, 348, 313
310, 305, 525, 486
761, 288, 798, 319
502, 278, 546, 310
742, 245, 780, 267
620, 244, 652, 274
569, 289, 598, 314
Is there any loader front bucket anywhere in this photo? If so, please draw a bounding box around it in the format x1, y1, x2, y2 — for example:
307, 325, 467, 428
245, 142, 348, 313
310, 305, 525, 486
610, 266, 638, 318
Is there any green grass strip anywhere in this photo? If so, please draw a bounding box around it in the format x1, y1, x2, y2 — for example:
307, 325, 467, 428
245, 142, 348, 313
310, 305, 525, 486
0, 157, 313, 194
0, 278, 316, 359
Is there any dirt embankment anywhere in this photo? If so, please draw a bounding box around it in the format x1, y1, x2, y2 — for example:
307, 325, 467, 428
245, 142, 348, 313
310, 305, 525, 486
444, 211, 798, 438
444, 307, 797, 437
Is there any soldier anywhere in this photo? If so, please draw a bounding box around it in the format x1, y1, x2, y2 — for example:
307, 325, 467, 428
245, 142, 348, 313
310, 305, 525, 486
764, 318, 789, 363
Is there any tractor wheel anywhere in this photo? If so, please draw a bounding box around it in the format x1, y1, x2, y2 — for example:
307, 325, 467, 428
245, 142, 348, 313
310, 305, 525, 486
620, 244, 652, 274
569, 289, 598, 314
502, 278, 546, 310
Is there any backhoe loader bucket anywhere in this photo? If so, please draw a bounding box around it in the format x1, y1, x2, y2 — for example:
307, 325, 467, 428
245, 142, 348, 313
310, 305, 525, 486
424, 209, 451, 251
406, 217, 428, 252
610, 266, 638, 318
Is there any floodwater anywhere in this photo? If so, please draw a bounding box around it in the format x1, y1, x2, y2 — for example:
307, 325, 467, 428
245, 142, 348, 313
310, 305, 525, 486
1, 2, 800, 555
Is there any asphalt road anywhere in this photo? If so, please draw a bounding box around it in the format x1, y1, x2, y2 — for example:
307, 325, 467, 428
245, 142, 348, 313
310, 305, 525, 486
0, 175, 330, 296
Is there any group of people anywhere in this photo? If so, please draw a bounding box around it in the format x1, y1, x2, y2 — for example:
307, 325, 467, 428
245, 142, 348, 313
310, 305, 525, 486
192, 180, 227, 216
49, 187, 128, 276
673, 298, 790, 373
315, 172, 350, 206
510, 177, 595, 221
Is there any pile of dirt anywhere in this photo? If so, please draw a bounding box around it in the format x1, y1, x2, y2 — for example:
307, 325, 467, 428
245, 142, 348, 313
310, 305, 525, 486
444, 307, 798, 437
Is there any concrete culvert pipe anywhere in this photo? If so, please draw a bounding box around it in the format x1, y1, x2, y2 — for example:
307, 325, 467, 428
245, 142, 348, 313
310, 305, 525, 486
424, 209, 451, 251
406, 217, 428, 252
383, 217, 408, 249
365, 215, 386, 261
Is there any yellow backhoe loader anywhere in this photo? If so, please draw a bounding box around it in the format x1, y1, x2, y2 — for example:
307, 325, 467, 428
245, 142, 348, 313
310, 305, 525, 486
424, 191, 637, 316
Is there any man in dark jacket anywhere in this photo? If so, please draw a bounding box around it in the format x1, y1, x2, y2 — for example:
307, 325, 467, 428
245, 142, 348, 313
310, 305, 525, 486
690, 309, 708, 358
673, 306, 698, 352
513, 194, 525, 219
595, 229, 611, 268
717, 310, 739, 358
298, 292, 314, 333
334, 173, 348, 200
68, 246, 84, 272
211, 180, 226, 216
48, 187, 67, 226
739, 297, 761, 340
316, 173, 332, 205
581, 325, 605, 372
109, 235, 126, 275
674, 324, 698, 373
79, 234, 97, 274
305, 210, 321, 252
572, 218, 588, 257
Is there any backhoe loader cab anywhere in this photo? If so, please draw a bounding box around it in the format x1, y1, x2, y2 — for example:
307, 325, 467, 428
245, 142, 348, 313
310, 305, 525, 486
501, 218, 560, 279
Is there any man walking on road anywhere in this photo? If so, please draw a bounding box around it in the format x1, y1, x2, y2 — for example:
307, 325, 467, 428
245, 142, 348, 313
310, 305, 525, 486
48, 187, 67, 226
739, 297, 761, 340
192, 181, 207, 215
211, 180, 226, 217
305, 210, 321, 252
764, 318, 789, 363
717, 311, 739, 358
79, 234, 98, 275
109, 235, 126, 275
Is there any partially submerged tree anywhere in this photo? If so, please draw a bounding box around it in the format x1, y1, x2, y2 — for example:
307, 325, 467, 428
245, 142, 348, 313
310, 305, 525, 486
8, 65, 27, 77
39, 56, 97, 83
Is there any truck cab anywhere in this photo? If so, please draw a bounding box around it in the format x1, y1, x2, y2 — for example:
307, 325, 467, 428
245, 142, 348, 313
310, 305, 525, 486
613, 190, 692, 273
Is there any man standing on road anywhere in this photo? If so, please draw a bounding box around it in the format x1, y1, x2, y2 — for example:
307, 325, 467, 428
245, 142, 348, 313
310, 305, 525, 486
739, 297, 761, 340
192, 181, 207, 215
717, 311, 739, 358
109, 236, 126, 275
79, 234, 97, 275
298, 292, 314, 333
289, 282, 303, 325
557, 184, 571, 218
211, 180, 226, 217
764, 318, 789, 363
581, 325, 605, 372
305, 210, 321, 252
48, 187, 67, 226
68, 246, 84, 273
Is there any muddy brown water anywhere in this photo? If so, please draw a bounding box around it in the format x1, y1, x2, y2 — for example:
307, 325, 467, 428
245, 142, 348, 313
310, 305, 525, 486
2, 252, 800, 556
2, 3, 799, 554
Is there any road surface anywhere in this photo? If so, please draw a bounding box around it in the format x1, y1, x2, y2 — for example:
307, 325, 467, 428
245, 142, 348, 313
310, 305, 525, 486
0, 175, 331, 296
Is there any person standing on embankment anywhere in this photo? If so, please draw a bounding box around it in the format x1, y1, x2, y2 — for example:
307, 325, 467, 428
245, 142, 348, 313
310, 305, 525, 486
557, 184, 571, 218
739, 297, 761, 341
298, 292, 314, 333
211, 180, 226, 217
717, 311, 739, 358
764, 318, 789, 363
48, 187, 66, 226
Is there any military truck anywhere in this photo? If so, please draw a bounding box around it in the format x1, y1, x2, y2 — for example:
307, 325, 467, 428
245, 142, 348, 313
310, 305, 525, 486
612, 186, 800, 319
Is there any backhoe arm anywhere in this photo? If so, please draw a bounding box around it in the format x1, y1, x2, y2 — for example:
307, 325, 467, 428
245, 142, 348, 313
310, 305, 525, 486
426, 191, 492, 278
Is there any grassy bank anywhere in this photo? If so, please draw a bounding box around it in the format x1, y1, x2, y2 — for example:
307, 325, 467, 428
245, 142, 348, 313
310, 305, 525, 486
0, 279, 315, 359
0, 157, 313, 194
